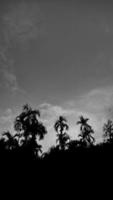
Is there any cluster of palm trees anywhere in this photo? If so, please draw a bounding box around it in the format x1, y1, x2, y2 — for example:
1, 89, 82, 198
0, 104, 113, 161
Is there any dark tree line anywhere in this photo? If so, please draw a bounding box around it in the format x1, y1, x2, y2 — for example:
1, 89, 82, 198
0, 104, 113, 164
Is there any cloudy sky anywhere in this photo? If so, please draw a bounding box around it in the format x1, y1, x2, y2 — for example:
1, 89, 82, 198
0, 0, 113, 150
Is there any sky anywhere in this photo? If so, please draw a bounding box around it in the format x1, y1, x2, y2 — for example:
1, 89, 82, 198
0, 0, 113, 151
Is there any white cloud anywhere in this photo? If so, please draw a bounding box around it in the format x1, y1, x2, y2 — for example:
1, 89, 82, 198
1, 86, 113, 151
39, 86, 113, 151
79, 87, 113, 113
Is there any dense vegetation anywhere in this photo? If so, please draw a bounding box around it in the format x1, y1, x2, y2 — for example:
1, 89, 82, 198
0, 103, 113, 168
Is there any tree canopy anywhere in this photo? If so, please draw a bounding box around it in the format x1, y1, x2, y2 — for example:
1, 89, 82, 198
0, 104, 113, 164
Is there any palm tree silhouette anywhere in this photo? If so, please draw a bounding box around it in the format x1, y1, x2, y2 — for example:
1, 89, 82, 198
103, 119, 113, 143
14, 104, 47, 158
77, 116, 95, 146
54, 116, 70, 150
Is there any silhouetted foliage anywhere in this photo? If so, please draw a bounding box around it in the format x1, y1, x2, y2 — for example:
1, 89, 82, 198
0, 103, 113, 172
103, 119, 113, 143
0, 137, 6, 151
67, 139, 81, 151
14, 104, 47, 159
2, 131, 18, 150
77, 116, 95, 146
54, 116, 70, 150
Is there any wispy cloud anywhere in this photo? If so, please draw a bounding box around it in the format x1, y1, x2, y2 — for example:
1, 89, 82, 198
2, 1, 43, 44
0, 67, 18, 92
0, 50, 23, 93
0, 1, 44, 93
0, 108, 17, 134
